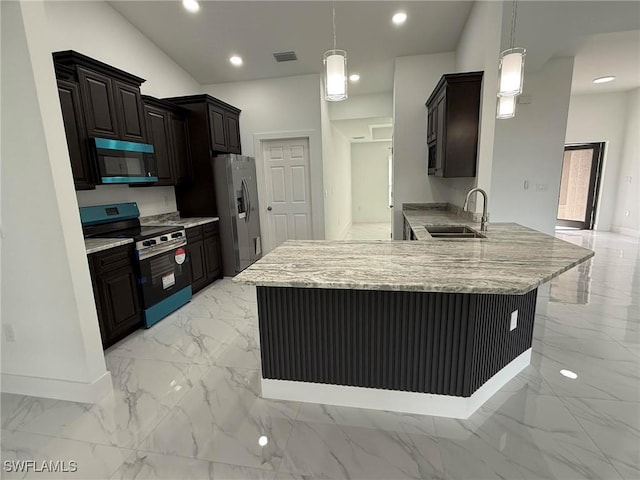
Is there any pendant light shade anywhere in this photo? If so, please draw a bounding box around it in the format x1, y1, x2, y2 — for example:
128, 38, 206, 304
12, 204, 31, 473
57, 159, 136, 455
496, 95, 517, 119
324, 49, 348, 101
498, 47, 526, 96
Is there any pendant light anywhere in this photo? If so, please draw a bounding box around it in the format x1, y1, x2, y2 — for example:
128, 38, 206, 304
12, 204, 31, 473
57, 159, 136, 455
324, 3, 347, 101
496, 95, 517, 119
498, 0, 525, 97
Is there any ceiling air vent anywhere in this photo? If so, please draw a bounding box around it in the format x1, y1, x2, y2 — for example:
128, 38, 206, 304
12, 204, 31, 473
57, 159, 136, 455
273, 51, 298, 63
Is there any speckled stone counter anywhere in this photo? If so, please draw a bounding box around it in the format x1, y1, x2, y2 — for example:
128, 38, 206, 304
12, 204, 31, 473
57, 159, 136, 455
140, 212, 219, 229
85, 237, 133, 255
234, 209, 594, 295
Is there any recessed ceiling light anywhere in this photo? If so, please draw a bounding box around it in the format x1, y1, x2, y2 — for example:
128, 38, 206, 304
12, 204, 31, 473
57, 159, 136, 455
182, 0, 200, 13
229, 56, 243, 67
593, 76, 616, 84
560, 369, 578, 379
258, 435, 268, 447
349, 74, 360, 82
392, 12, 407, 25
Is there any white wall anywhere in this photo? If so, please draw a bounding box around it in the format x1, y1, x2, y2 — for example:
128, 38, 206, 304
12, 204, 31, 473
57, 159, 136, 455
76, 185, 177, 218
203, 74, 325, 242
392, 52, 455, 239
44, 0, 202, 216
454, 0, 503, 212
351, 142, 392, 223
329, 93, 393, 121
612, 88, 640, 235
1, 1, 111, 402
565, 92, 629, 231
490, 57, 575, 235
321, 89, 352, 239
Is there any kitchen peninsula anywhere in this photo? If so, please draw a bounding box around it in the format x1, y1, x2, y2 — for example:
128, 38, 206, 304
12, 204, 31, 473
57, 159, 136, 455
234, 204, 594, 418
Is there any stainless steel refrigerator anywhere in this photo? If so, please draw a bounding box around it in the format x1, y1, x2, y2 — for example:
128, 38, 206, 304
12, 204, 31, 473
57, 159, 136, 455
213, 154, 262, 276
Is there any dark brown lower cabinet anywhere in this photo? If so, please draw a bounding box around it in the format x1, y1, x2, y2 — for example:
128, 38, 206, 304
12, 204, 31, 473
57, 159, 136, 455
186, 239, 208, 293
186, 222, 222, 294
88, 244, 142, 349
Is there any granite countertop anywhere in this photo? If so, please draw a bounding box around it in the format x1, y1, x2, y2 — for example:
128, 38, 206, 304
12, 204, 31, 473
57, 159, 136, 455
234, 205, 595, 295
85, 237, 133, 255
140, 212, 219, 229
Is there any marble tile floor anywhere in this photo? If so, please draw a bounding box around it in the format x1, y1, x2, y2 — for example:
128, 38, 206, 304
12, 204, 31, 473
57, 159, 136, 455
1, 230, 639, 479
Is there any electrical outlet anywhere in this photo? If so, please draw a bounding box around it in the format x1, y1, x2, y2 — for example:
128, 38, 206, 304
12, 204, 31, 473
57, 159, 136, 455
3, 324, 15, 342
625, 210, 630, 217
524, 180, 529, 190
510, 310, 518, 331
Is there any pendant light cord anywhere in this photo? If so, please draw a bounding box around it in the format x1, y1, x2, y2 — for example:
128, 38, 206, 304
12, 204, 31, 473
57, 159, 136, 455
509, 0, 518, 50
332, 3, 337, 51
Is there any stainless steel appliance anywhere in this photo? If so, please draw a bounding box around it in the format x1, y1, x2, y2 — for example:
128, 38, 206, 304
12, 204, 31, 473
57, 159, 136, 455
93, 138, 158, 184
80, 202, 191, 327
213, 154, 262, 276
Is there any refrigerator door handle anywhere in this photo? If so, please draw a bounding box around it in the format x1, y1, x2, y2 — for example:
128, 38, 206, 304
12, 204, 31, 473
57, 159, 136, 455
242, 178, 250, 223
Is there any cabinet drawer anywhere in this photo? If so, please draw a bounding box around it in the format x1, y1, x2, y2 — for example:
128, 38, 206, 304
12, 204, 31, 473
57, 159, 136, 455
186, 226, 203, 242
203, 221, 219, 236
91, 244, 134, 274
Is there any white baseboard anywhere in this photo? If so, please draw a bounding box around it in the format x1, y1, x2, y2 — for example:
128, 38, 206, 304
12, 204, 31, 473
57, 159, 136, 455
611, 226, 640, 238
1, 370, 113, 404
262, 349, 531, 419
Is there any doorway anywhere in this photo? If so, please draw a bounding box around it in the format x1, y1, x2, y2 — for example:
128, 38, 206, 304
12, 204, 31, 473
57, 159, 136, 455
261, 137, 313, 251
556, 143, 604, 230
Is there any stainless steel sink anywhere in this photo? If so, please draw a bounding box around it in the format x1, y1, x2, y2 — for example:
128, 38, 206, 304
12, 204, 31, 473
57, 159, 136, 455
425, 225, 486, 239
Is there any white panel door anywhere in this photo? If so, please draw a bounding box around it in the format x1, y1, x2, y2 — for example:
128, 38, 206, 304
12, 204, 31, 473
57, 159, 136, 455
262, 138, 312, 250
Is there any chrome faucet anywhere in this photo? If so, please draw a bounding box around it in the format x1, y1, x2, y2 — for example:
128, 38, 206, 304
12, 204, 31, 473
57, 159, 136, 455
463, 188, 489, 232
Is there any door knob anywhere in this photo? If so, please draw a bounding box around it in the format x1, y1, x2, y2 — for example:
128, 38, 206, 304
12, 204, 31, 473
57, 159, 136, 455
267, 206, 272, 211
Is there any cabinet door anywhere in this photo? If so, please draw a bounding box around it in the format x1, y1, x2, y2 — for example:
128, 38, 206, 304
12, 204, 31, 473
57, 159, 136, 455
225, 111, 241, 154
113, 80, 147, 142
204, 234, 221, 281
144, 105, 175, 185
95, 265, 141, 347
208, 104, 228, 152
170, 113, 192, 183
57, 79, 94, 190
186, 240, 207, 293
77, 67, 119, 139
434, 95, 447, 176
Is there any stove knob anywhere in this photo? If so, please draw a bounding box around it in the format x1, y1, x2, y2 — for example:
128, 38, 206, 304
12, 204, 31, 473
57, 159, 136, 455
171, 232, 183, 238
148, 239, 157, 245
160, 236, 168, 241
142, 240, 151, 247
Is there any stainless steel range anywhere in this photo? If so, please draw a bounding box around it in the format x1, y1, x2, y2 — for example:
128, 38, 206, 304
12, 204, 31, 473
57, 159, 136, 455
80, 202, 192, 328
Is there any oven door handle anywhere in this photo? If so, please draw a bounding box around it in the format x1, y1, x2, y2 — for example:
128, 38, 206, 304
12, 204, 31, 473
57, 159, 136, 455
138, 238, 187, 261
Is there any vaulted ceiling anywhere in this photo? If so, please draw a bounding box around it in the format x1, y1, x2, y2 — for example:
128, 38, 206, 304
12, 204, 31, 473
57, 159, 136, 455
110, 1, 640, 95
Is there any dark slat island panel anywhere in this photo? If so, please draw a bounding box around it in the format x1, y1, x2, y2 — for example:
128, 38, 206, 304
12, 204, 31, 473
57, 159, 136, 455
257, 286, 537, 397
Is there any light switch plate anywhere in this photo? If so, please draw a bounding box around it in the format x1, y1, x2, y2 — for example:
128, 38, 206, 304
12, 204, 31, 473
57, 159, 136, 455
510, 310, 518, 331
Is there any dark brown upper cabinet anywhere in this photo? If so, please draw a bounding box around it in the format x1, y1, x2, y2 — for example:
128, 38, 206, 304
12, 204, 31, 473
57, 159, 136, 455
225, 110, 241, 154
426, 71, 483, 178
144, 103, 174, 185
113, 80, 147, 142
57, 77, 94, 190
77, 66, 120, 139
207, 103, 228, 152
53, 51, 148, 144
170, 113, 192, 184
142, 95, 193, 186
163, 94, 241, 156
